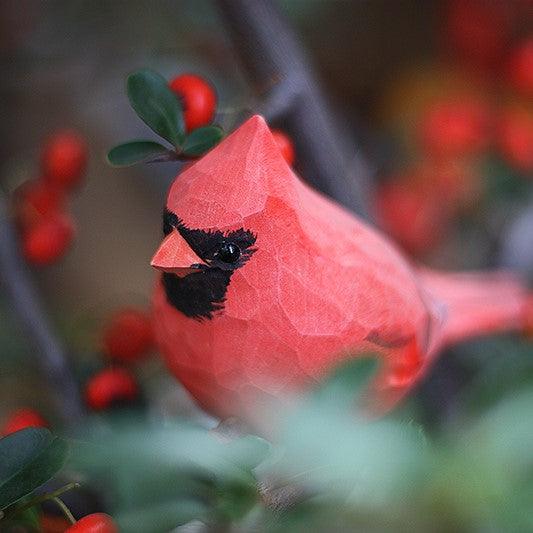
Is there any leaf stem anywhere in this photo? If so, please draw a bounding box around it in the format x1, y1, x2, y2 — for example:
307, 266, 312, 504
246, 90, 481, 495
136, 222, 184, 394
52, 496, 76, 525
2, 482, 80, 520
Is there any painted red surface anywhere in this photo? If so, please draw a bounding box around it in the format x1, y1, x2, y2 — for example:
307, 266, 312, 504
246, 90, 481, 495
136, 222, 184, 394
152, 116, 530, 425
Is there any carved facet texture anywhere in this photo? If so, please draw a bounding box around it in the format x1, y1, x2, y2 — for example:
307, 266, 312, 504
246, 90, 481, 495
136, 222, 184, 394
153, 115, 530, 423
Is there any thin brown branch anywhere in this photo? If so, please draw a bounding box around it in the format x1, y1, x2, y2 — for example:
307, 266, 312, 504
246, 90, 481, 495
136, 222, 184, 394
0, 192, 84, 426
216, 0, 374, 220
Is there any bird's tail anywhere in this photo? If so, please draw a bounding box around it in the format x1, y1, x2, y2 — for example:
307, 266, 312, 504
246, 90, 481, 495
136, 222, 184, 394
419, 268, 531, 347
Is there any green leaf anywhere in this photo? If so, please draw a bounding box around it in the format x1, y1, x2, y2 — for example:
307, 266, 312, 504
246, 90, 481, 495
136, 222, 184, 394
182, 126, 224, 157
0, 429, 68, 510
127, 69, 184, 147
107, 141, 174, 167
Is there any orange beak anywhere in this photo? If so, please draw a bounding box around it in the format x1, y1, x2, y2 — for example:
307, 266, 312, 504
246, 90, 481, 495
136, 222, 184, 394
151, 230, 207, 277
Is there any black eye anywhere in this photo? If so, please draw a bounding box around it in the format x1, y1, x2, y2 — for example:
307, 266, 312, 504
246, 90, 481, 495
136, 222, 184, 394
215, 242, 241, 263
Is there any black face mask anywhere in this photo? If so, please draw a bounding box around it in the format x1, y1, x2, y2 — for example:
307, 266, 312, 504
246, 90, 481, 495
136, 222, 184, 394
161, 209, 257, 320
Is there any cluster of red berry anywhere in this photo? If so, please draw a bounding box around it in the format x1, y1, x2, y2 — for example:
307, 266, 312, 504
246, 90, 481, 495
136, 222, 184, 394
1, 308, 151, 531
2, 308, 152, 427
169, 73, 294, 165
376, 1, 533, 257
14, 131, 87, 266
438, 0, 533, 173
84, 308, 153, 411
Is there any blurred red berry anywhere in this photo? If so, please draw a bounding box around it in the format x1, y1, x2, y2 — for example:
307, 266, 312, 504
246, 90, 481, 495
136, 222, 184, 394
271, 129, 295, 166
42, 131, 87, 191
15, 180, 65, 228
2, 408, 47, 436
22, 212, 75, 266
524, 296, 533, 339
497, 109, 533, 173
419, 100, 490, 158
85, 368, 138, 411
376, 179, 450, 256
443, 0, 511, 71
66, 513, 118, 533
507, 38, 533, 97
102, 309, 153, 362
41, 514, 72, 533
169, 74, 217, 132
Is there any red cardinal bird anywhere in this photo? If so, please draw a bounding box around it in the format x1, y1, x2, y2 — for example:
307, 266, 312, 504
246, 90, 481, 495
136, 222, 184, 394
152, 116, 531, 424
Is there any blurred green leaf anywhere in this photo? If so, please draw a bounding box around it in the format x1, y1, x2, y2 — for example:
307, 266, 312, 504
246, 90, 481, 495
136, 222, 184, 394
213, 468, 258, 522
311, 356, 379, 409
127, 69, 184, 147
0, 429, 68, 510
72, 422, 262, 524
116, 499, 208, 533
107, 141, 173, 167
225, 435, 271, 470
14, 504, 40, 530
182, 126, 224, 157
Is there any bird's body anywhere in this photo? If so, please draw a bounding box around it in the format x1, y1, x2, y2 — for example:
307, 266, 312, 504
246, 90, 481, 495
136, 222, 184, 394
152, 116, 530, 423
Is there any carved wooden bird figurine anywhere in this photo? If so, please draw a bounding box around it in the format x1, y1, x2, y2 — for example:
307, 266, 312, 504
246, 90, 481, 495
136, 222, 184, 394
152, 115, 531, 424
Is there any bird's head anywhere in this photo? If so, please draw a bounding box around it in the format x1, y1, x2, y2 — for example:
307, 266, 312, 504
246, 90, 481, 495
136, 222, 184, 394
151, 115, 298, 320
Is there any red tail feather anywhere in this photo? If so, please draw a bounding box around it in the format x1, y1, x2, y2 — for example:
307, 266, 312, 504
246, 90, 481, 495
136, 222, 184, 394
420, 269, 530, 346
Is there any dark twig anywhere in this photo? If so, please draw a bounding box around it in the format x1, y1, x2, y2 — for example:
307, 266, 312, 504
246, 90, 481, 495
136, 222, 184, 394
216, 0, 374, 219
0, 192, 84, 426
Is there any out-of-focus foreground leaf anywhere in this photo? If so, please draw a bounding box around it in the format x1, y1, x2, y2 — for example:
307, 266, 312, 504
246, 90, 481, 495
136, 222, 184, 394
0, 428, 68, 510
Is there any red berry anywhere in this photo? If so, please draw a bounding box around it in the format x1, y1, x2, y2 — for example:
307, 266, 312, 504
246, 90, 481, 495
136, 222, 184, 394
2, 408, 47, 436
497, 109, 533, 173
419, 100, 490, 158
271, 129, 295, 166
102, 309, 153, 362
85, 368, 138, 411
443, 0, 511, 71
22, 212, 75, 266
66, 513, 118, 533
15, 180, 65, 229
507, 38, 533, 97
525, 297, 533, 339
169, 74, 216, 132
41, 131, 87, 191
376, 179, 451, 256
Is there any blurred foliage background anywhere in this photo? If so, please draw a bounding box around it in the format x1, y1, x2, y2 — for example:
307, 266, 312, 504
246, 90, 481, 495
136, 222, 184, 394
1, 0, 533, 531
